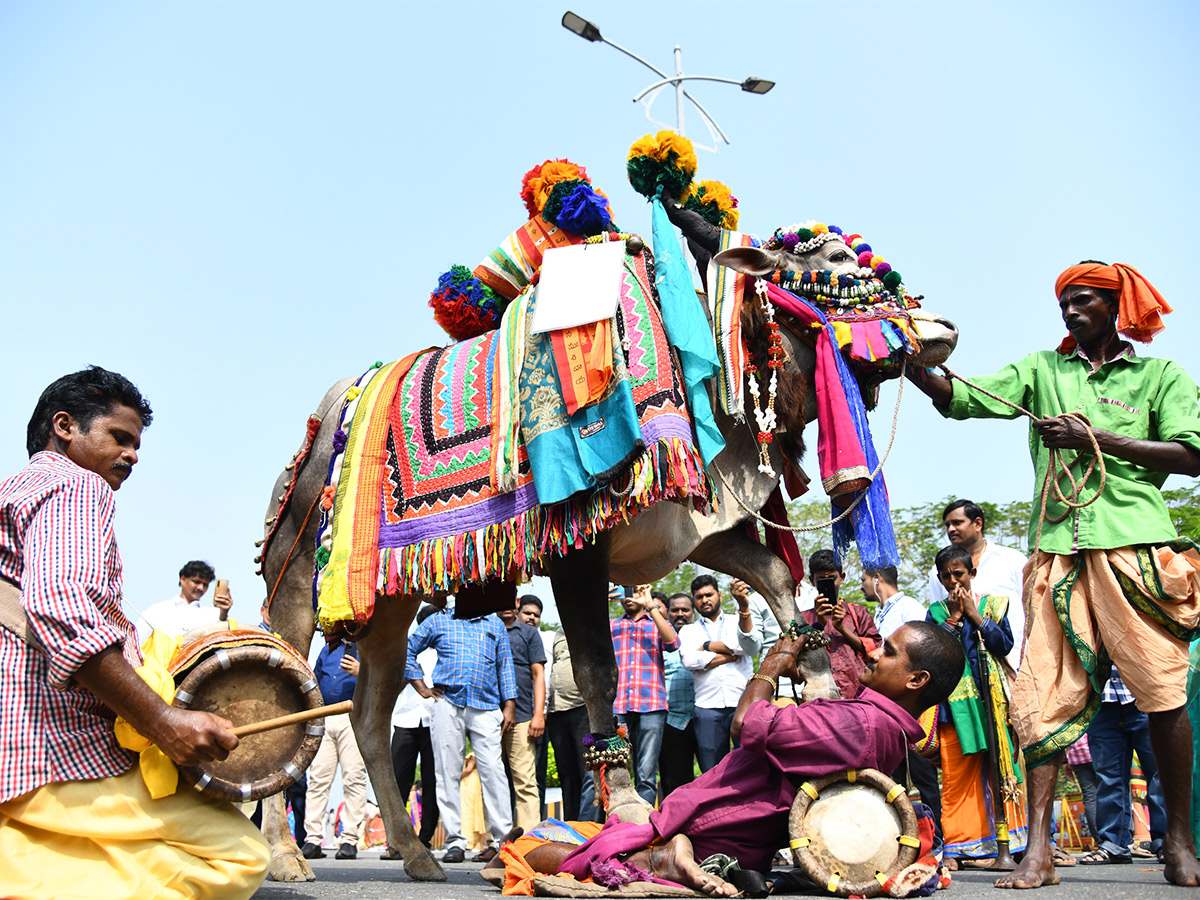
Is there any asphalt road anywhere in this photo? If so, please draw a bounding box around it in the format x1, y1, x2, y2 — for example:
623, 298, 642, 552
252, 850, 1188, 899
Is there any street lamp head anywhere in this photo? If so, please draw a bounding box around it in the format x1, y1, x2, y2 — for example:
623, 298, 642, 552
562, 11, 603, 42
740, 77, 775, 95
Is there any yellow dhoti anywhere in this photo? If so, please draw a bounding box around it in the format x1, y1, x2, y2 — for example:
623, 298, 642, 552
0, 766, 270, 900
1014, 542, 1200, 767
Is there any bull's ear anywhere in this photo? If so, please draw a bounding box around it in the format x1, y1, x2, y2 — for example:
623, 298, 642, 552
713, 247, 787, 276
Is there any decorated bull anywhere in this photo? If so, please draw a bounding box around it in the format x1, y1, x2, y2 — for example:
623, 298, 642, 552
255, 136, 958, 882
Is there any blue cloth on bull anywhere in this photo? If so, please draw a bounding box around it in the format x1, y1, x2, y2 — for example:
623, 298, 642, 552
651, 186, 725, 468
814, 295, 900, 569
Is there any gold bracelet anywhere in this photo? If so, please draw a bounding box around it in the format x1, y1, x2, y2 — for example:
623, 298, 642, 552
750, 673, 777, 691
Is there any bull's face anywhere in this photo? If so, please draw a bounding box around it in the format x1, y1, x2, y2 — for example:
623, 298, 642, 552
713, 240, 958, 369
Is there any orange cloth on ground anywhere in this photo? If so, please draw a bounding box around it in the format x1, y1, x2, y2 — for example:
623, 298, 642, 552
501, 821, 604, 896
1055, 262, 1172, 345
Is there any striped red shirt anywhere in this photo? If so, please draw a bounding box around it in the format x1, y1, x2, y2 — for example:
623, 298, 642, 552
611, 614, 679, 714
0, 452, 139, 802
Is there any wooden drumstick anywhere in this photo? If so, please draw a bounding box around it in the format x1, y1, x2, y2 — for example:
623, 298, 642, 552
231, 700, 354, 737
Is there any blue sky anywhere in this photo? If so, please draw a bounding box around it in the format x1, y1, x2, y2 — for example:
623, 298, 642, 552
2, 1, 1198, 627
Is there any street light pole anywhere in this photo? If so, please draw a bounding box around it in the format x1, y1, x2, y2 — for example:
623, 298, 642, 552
561, 11, 773, 150
674, 45, 685, 137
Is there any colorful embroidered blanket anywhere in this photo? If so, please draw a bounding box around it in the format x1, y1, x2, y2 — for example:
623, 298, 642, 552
316, 250, 709, 629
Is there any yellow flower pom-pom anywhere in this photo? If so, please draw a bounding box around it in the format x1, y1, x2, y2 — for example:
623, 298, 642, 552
627, 134, 660, 162
655, 131, 698, 175
870, 255, 884, 268
346, 386, 361, 401
813, 223, 829, 235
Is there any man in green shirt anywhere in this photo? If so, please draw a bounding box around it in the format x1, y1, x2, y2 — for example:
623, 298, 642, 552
909, 261, 1200, 889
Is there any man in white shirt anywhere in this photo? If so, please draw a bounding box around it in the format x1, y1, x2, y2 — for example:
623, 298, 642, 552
137, 560, 230, 644
388, 606, 440, 855
864, 566, 926, 639
923, 499, 1028, 669
678, 574, 761, 772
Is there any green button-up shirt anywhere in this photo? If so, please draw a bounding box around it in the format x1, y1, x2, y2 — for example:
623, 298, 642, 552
939, 346, 1200, 553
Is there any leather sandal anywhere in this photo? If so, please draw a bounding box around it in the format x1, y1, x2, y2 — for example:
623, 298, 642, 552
1079, 848, 1132, 865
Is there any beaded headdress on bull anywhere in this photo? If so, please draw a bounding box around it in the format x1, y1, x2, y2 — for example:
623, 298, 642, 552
761, 223, 922, 378
428, 160, 616, 341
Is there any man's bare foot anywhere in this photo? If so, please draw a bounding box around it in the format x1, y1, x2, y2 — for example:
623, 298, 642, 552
994, 847, 1059, 889
1161, 841, 1200, 886
628, 835, 736, 896
944, 857, 959, 871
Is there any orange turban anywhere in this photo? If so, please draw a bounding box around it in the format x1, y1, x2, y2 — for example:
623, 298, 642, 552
1055, 262, 1172, 344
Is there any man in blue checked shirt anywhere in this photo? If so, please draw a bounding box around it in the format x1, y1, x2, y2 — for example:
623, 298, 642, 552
405, 601, 518, 864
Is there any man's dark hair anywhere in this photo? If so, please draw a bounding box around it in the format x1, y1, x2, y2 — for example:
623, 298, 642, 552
690, 573, 719, 595
667, 592, 693, 606
26, 366, 153, 457
864, 565, 899, 587
902, 621, 965, 708
179, 560, 216, 582
934, 544, 973, 575
650, 590, 667, 603
942, 499, 986, 531
808, 549, 842, 576
518, 594, 543, 613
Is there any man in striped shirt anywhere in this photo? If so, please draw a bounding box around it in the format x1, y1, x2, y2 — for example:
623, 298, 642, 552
611, 584, 680, 803
405, 601, 518, 863
0, 367, 269, 900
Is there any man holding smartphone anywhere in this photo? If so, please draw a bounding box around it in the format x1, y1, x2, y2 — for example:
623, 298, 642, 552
800, 550, 882, 700
679, 575, 761, 772
137, 560, 231, 644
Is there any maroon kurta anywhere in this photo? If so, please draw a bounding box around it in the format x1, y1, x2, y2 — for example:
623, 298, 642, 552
561, 689, 922, 876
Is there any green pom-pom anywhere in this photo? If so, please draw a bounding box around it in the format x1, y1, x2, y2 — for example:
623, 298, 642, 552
626, 153, 693, 200
882, 271, 903, 291
795, 228, 814, 242
315, 546, 331, 570
683, 187, 723, 228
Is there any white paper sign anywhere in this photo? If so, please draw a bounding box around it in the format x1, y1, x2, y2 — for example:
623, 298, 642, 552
529, 241, 625, 334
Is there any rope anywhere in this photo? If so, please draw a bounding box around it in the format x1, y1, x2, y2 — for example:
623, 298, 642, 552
937, 365, 1106, 555
718, 358, 907, 533
266, 486, 323, 613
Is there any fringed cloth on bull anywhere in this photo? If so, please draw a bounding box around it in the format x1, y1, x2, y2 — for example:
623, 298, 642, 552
314, 249, 710, 630
763, 281, 900, 569
704, 226, 903, 570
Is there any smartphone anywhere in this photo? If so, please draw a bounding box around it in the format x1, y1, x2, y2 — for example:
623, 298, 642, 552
623, 585, 635, 598
815, 576, 838, 604
214, 578, 230, 596
343, 642, 358, 660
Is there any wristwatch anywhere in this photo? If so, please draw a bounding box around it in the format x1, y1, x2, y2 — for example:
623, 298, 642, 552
703, 640, 711, 652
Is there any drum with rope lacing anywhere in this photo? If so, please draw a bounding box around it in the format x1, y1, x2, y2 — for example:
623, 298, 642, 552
788, 767, 920, 897
168, 626, 326, 803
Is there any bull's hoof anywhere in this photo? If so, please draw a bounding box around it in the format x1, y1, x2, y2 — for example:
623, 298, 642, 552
268, 850, 316, 882
404, 848, 447, 882
607, 797, 652, 825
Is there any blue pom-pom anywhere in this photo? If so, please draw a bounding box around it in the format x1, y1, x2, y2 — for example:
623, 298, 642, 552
554, 184, 612, 236
829, 225, 844, 235
855, 243, 871, 255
